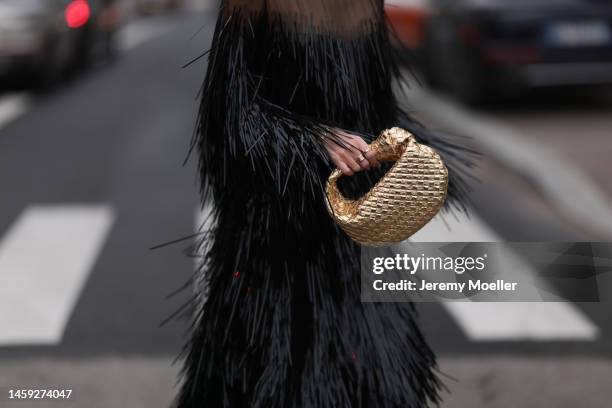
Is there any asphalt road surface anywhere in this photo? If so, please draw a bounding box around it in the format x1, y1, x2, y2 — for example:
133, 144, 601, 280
1, 8, 611, 408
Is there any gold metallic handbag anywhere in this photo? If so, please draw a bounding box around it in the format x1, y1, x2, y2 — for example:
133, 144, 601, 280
325, 127, 448, 246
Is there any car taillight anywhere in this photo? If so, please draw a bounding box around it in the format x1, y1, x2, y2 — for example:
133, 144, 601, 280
65, 0, 91, 29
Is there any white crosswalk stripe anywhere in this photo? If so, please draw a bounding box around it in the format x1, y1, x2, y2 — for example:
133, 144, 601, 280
412, 212, 599, 341
0, 205, 115, 346
0, 93, 31, 131
118, 17, 176, 52
0, 203, 601, 348
444, 302, 599, 341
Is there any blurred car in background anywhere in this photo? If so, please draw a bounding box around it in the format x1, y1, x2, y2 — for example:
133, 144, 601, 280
0, 0, 121, 88
386, 0, 432, 51
388, 0, 612, 104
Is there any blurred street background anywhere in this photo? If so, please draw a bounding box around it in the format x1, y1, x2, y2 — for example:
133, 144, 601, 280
1, 0, 612, 407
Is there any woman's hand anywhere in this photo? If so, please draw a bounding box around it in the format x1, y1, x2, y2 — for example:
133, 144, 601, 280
322, 129, 380, 176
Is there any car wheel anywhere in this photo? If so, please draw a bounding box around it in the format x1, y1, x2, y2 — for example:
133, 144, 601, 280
428, 17, 485, 105
33, 41, 65, 90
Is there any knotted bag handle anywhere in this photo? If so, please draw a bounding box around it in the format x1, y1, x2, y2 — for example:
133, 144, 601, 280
326, 128, 414, 211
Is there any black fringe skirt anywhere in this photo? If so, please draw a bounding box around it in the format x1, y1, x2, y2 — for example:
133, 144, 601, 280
171, 3, 474, 407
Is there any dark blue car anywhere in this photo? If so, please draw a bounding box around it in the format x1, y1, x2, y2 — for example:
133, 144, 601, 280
423, 0, 612, 102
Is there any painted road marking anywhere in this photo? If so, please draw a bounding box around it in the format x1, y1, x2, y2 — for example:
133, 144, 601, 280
119, 17, 177, 52
0, 93, 31, 131
411, 212, 599, 341
411, 212, 498, 242
401, 80, 612, 240
0, 205, 115, 346
444, 302, 599, 341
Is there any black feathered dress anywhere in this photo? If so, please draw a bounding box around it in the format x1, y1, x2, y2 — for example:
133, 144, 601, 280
173, 1, 472, 407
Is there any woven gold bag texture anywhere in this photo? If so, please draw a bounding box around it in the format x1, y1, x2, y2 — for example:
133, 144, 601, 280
325, 127, 448, 246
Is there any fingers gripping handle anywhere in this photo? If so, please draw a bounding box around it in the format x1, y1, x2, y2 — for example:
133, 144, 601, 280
327, 127, 414, 206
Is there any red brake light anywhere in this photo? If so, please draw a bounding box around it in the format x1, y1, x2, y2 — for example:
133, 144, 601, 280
65, 0, 91, 29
